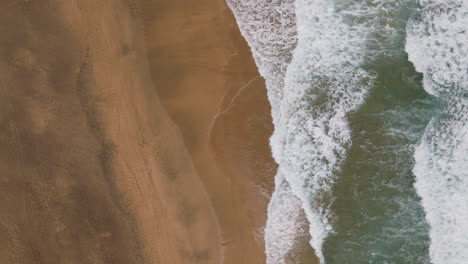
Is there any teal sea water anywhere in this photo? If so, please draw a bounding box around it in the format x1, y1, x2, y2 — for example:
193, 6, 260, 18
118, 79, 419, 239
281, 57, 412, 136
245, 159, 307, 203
227, 0, 467, 263
323, 3, 438, 263
323, 23, 437, 264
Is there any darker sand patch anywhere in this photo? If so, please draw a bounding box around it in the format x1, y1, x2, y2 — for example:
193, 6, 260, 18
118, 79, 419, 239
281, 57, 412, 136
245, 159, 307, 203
179, 199, 198, 227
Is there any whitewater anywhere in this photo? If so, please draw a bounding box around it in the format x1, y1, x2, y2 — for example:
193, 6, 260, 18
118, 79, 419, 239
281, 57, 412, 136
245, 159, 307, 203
227, 0, 468, 263
407, 1, 468, 263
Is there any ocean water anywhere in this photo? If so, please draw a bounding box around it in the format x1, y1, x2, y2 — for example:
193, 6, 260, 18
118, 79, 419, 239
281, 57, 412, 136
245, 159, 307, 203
407, 1, 468, 263
227, 0, 467, 263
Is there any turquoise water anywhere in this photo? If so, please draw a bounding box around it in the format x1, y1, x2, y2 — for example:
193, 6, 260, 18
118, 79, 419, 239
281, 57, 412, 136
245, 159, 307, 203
227, 0, 467, 263
322, 3, 440, 263
324, 44, 439, 264
319, 3, 441, 263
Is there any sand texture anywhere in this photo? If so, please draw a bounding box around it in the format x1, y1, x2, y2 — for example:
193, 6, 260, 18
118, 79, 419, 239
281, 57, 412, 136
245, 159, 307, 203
138, 0, 278, 263
0, 0, 275, 263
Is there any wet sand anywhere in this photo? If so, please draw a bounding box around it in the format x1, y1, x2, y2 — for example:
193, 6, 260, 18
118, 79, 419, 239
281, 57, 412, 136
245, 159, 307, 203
1, 0, 278, 263
138, 0, 277, 263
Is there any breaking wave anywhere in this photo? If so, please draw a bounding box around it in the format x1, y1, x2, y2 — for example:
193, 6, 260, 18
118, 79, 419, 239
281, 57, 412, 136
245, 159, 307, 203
407, 1, 468, 263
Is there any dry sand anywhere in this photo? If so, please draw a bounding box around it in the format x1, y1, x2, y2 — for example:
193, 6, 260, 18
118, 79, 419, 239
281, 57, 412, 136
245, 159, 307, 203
0, 0, 279, 263
1, 0, 220, 263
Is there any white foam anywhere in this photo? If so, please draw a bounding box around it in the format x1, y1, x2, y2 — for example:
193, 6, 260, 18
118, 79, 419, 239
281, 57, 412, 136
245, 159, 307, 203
225, 1, 304, 263
406, 1, 468, 263
271, 0, 385, 261
264, 173, 312, 264
225, 0, 297, 124
227, 0, 406, 263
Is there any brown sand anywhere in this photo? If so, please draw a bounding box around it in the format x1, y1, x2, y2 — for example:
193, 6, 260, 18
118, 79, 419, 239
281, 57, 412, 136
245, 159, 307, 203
0, 0, 221, 263
0, 0, 297, 263
137, 0, 279, 263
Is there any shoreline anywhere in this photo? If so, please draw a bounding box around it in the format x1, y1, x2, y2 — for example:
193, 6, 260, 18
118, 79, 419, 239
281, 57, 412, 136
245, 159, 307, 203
137, 0, 277, 262
0, 0, 278, 263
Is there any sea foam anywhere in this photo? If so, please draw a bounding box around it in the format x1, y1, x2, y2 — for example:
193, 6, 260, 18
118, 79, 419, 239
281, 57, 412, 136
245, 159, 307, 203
264, 173, 312, 263
225, 0, 297, 124
272, 0, 391, 261
225, 1, 305, 263
407, 1, 468, 263
227, 0, 405, 263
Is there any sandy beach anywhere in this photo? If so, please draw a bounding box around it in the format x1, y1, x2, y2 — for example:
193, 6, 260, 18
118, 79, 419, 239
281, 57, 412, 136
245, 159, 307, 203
1, 0, 454, 263
138, 0, 278, 262
1, 0, 276, 263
